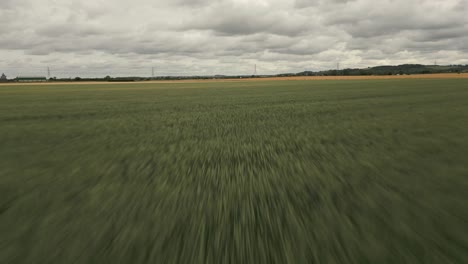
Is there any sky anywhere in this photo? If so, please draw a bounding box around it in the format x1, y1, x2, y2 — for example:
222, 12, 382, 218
1, 0, 467, 77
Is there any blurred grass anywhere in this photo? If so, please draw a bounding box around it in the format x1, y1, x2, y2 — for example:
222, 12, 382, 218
1, 79, 468, 263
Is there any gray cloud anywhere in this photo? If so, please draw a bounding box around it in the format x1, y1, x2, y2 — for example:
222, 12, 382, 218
0, 0, 467, 77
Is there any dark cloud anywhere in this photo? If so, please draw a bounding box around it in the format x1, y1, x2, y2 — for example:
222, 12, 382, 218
0, 0, 467, 77
295, 0, 357, 9
175, 2, 312, 36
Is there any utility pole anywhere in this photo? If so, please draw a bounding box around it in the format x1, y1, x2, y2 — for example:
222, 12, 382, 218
152, 67, 155, 79
253, 64, 257, 76
47, 66, 51, 79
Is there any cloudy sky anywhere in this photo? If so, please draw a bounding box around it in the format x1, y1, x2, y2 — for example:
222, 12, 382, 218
1, 0, 467, 77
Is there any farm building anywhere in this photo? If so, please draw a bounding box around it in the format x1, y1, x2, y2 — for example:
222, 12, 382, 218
15, 77, 47, 82
0, 73, 7, 82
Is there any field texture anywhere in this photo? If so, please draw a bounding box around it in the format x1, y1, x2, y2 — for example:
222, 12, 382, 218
1, 79, 468, 263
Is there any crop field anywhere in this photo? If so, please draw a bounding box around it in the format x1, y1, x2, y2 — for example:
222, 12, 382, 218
1, 78, 468, 263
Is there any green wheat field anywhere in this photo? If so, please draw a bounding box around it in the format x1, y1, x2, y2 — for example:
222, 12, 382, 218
1, 79, 468, 263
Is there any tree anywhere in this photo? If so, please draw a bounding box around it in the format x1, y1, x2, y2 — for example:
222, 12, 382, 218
0, 73, 7, 82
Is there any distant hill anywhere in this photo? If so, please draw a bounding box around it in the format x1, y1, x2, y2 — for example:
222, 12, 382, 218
294, 64, 468, 77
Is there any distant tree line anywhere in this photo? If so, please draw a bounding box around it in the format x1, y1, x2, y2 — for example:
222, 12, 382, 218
295, 64, 468, 77
44, 75, 264, 82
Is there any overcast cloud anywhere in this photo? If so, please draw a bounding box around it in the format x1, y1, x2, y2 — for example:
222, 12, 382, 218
1, 0, 467, 77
